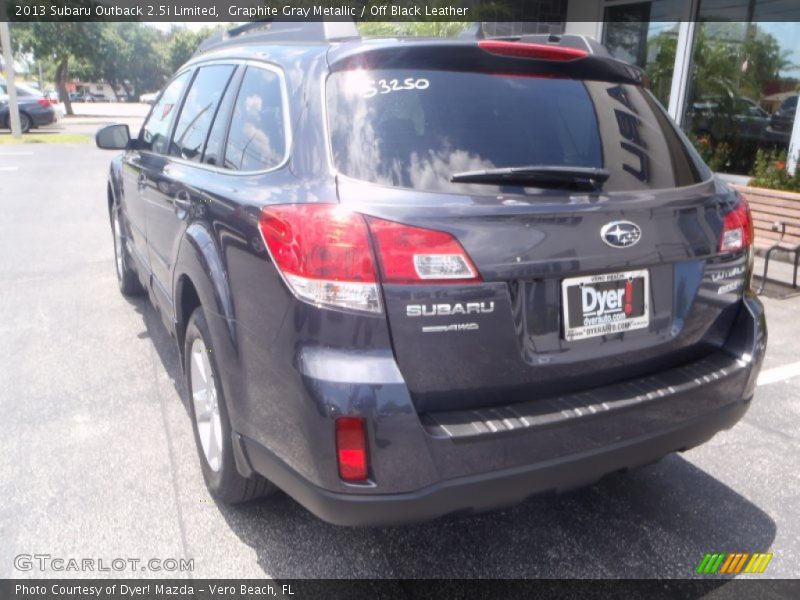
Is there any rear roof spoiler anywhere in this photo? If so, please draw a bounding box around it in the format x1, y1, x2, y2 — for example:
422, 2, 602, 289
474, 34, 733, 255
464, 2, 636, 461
328, 40, 644, 85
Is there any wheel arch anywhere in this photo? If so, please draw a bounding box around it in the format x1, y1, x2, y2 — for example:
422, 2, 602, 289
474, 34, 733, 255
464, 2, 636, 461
3, 110, 32, 130
107, 157, 124, 223
107, 182, 114, 224
175, 273, 202, 364
173, 223, 238, 368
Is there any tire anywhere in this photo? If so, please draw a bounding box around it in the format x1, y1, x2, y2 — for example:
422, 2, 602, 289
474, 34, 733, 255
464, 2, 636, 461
185, 307, 276, 504
3, 113, 33, 133
111, 204, 145, 296
19, 112, 32, 134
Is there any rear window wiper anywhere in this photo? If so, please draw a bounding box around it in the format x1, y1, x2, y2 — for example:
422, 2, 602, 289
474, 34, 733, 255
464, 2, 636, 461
450, 165, 610, 190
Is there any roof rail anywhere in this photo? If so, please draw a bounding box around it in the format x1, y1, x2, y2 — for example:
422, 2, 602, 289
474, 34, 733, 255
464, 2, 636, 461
194, 19, 360, 55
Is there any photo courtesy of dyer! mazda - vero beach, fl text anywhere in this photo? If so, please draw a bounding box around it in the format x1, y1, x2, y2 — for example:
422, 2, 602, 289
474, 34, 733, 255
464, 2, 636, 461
94, 21, 766, 526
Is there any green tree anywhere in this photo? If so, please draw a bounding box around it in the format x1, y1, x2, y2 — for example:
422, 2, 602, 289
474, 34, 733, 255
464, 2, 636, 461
13, 22, 175, 107
644, 30, 678, 106
166, 25, 225, 74
11, 22, 100, 115
648, 23, 796, 108
95, 24, 168, 100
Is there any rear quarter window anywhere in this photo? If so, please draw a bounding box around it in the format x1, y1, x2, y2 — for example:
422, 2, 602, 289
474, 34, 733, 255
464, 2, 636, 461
326, 70, 707, 194
223, 66, 287, 171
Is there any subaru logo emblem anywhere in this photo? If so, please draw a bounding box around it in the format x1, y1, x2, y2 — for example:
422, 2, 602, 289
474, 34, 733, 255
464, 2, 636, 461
601, 221, 642, 248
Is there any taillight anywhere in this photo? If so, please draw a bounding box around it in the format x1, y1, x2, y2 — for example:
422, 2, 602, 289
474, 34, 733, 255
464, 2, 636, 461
367, 217, 481, 284
478, 40, 588, 61
259, 205, 482, 311
37, 97, 50, 108
335, 417, 368, 482
720, 198, 754, 254
258, 204, 381, 314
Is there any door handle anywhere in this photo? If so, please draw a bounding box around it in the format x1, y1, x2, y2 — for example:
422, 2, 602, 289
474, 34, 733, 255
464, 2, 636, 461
173, 190, 192, 217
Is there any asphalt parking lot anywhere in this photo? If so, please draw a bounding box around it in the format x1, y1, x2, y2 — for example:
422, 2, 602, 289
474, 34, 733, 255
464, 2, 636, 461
1, 119, 799, 580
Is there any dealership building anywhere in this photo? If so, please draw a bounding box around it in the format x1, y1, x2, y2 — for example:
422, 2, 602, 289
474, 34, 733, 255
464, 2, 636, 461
501, 0, 800, 177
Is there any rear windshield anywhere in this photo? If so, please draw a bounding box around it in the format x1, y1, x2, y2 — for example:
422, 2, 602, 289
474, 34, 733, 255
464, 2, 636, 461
326, 69, 708, 194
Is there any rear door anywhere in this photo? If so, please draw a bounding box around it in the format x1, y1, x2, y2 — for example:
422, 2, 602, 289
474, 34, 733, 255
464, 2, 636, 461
327, 63, 745, 412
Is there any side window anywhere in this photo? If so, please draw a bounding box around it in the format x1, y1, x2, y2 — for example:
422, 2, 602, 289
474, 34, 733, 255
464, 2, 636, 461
170, 64, 235, 162
139, 71, 190, 154
201, 69, 240, 167
224, 67, 287, 171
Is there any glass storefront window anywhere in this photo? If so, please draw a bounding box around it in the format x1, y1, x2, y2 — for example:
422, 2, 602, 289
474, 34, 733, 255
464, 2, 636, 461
682, 5, 800, 174
603, 0, 684, 107
602, 0, 800, 175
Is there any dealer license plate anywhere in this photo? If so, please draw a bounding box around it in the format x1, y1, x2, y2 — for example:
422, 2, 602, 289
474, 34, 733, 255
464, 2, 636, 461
562, 269, 650, 341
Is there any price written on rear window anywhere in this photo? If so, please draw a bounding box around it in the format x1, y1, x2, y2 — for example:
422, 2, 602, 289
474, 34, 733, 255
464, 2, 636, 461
363, 78, 430, 98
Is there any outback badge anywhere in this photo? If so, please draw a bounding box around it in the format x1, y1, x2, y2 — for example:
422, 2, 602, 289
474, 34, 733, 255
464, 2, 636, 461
601, 221, 642, 248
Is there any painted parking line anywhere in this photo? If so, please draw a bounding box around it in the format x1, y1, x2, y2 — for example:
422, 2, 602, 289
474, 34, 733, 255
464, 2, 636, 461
757, 361, 800, 386
0, 151, 34, 156
0, 166, 20, 171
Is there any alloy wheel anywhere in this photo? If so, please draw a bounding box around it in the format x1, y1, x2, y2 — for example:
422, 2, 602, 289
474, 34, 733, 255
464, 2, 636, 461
112, 210, 124, 281
190, 337, 223, 472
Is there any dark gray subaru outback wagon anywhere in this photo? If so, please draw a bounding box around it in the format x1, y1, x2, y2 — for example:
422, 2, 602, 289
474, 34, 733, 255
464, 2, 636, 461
95, 21, 766, 525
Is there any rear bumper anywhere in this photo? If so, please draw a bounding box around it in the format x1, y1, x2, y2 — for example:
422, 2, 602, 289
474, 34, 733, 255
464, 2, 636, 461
30, 108, 57, 127
242, 397, 750, 526
239, 295, 766, 526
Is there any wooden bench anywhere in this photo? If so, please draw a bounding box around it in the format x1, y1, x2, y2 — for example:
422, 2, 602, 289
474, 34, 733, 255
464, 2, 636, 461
731, 184, 800, 292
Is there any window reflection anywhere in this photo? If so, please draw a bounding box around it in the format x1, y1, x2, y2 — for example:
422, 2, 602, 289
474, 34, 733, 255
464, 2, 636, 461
684, 19, 800, 174
224, 68, 286, 171
328, 71, 604, 192
603, 0, 683, 107
140, 72, 190, 155
327, 70, 704, 194
171, 65, 235, 162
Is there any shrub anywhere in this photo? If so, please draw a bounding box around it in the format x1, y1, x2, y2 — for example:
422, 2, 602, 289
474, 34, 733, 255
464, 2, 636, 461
688, 132, 732, 172
749, 149, 800, 192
